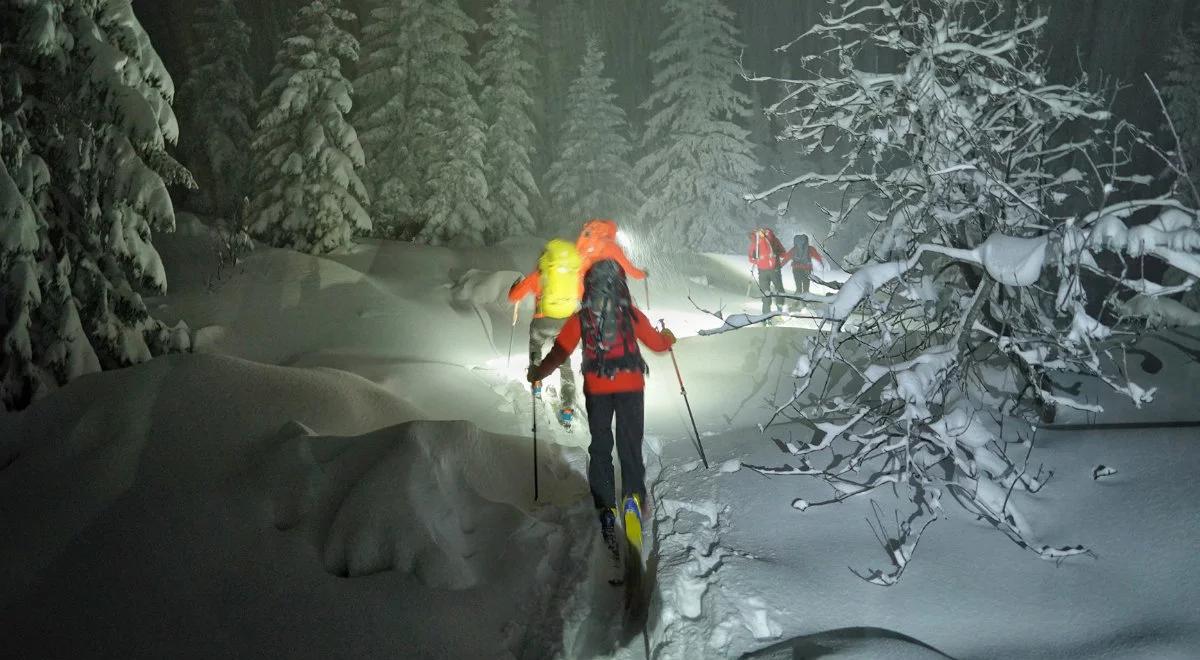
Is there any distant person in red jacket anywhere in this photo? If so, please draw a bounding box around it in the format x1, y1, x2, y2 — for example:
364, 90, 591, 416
749, 227, 790, 314
790, 233, 823, 301
527, 259, 674, 579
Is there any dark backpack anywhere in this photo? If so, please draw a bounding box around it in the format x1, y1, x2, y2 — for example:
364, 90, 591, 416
792, 235, 812, 269
580, 260, 647, 378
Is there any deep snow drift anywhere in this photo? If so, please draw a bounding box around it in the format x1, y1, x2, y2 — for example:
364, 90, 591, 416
3, 222, 1199, 658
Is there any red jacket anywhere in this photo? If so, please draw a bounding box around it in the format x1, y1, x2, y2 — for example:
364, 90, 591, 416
791, 246, 824, 271
533, 307, 673, 394
749, 229, 791, 270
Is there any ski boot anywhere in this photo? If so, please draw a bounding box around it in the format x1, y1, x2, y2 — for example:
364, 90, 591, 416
622, 493, 643, 555
599, 508, 622, 585
557, 406, 574, 430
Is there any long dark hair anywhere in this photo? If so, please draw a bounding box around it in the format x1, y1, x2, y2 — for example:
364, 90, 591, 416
580, 259, 647, 377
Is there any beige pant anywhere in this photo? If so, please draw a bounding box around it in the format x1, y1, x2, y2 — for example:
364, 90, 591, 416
529, 316, 576, 407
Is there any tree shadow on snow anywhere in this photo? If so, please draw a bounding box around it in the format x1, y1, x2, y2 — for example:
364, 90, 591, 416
741, 626, 955, 659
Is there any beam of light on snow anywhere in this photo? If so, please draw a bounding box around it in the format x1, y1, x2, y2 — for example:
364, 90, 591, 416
481, 356, 530, 383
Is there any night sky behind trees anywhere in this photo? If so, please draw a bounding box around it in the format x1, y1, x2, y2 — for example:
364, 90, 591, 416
135, 0, 1200, 136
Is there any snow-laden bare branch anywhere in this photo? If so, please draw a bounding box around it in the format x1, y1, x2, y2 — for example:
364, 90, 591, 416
735, 0, 1200, 584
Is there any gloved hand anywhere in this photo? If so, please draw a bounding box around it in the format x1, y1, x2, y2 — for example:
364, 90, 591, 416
661, 327, 676, 347
526, 365, 540, 383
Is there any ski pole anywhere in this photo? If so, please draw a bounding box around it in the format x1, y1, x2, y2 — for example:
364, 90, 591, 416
532, 381, 539, 501
506, 302, 518, 368
659, 319, 709, 469
644, 276, 651, 311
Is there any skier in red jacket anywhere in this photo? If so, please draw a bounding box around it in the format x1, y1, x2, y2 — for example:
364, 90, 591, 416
527, 259, 674, 581
748, 227, 791, 314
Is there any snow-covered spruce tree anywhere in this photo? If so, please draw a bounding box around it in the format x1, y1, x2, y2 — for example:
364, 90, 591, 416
248, 0, 370, 255
354, 0, 488, 245
635, 0, 762, 252
535, 0, 585, 173
717, 0, 1200, 584
546, 38, 643, 224
405, 0, 489, 246
1, 0, 192, 410
353, 0, 419, 236
1163, 23, 1200, 194
478, 0, 539, 242
176, 0, 255, 219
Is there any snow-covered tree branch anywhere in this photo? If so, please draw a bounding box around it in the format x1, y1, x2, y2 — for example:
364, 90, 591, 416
2, 0, 192, 410
735, 0, 1200, 584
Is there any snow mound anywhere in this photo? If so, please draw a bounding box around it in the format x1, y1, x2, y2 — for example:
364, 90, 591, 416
265, 419, 557, 588
450, 268, 521, 306
742, 627, 953, 659
1, 352, 590, 659
0, 353, 420, 591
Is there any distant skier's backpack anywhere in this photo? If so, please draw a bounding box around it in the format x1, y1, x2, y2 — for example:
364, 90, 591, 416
791, 234, 811, 270
537, 239, 583, 319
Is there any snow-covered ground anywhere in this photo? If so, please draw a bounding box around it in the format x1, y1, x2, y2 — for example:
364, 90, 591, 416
3, 221, 1199, 658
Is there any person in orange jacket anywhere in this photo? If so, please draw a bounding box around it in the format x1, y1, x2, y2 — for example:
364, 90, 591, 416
527, 259, 674, 581
749, 227, 791, 314
576, 219, 647, 279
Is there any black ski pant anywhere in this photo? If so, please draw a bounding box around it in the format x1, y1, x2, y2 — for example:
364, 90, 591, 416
789, 268, 811, 311
584, 390, 645, 511
758, 267, 785, 314
792, 268, 810, 295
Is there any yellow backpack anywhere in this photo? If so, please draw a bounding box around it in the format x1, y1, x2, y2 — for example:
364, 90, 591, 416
537, 239, 582, 319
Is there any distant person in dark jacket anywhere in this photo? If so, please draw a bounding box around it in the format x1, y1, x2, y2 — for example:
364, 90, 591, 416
790, 234, 824, 306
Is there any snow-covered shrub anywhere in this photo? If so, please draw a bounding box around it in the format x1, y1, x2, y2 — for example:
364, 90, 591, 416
206, 200, 255, 292
248, 0, 370, 255
545, 37, 643, 226
478, 0, 539, 243
176, 0, 256, 219
354, 0, 489, 245
1, 0, 191, 410
735, 0, 1200, 584
636, 0, 763, 252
